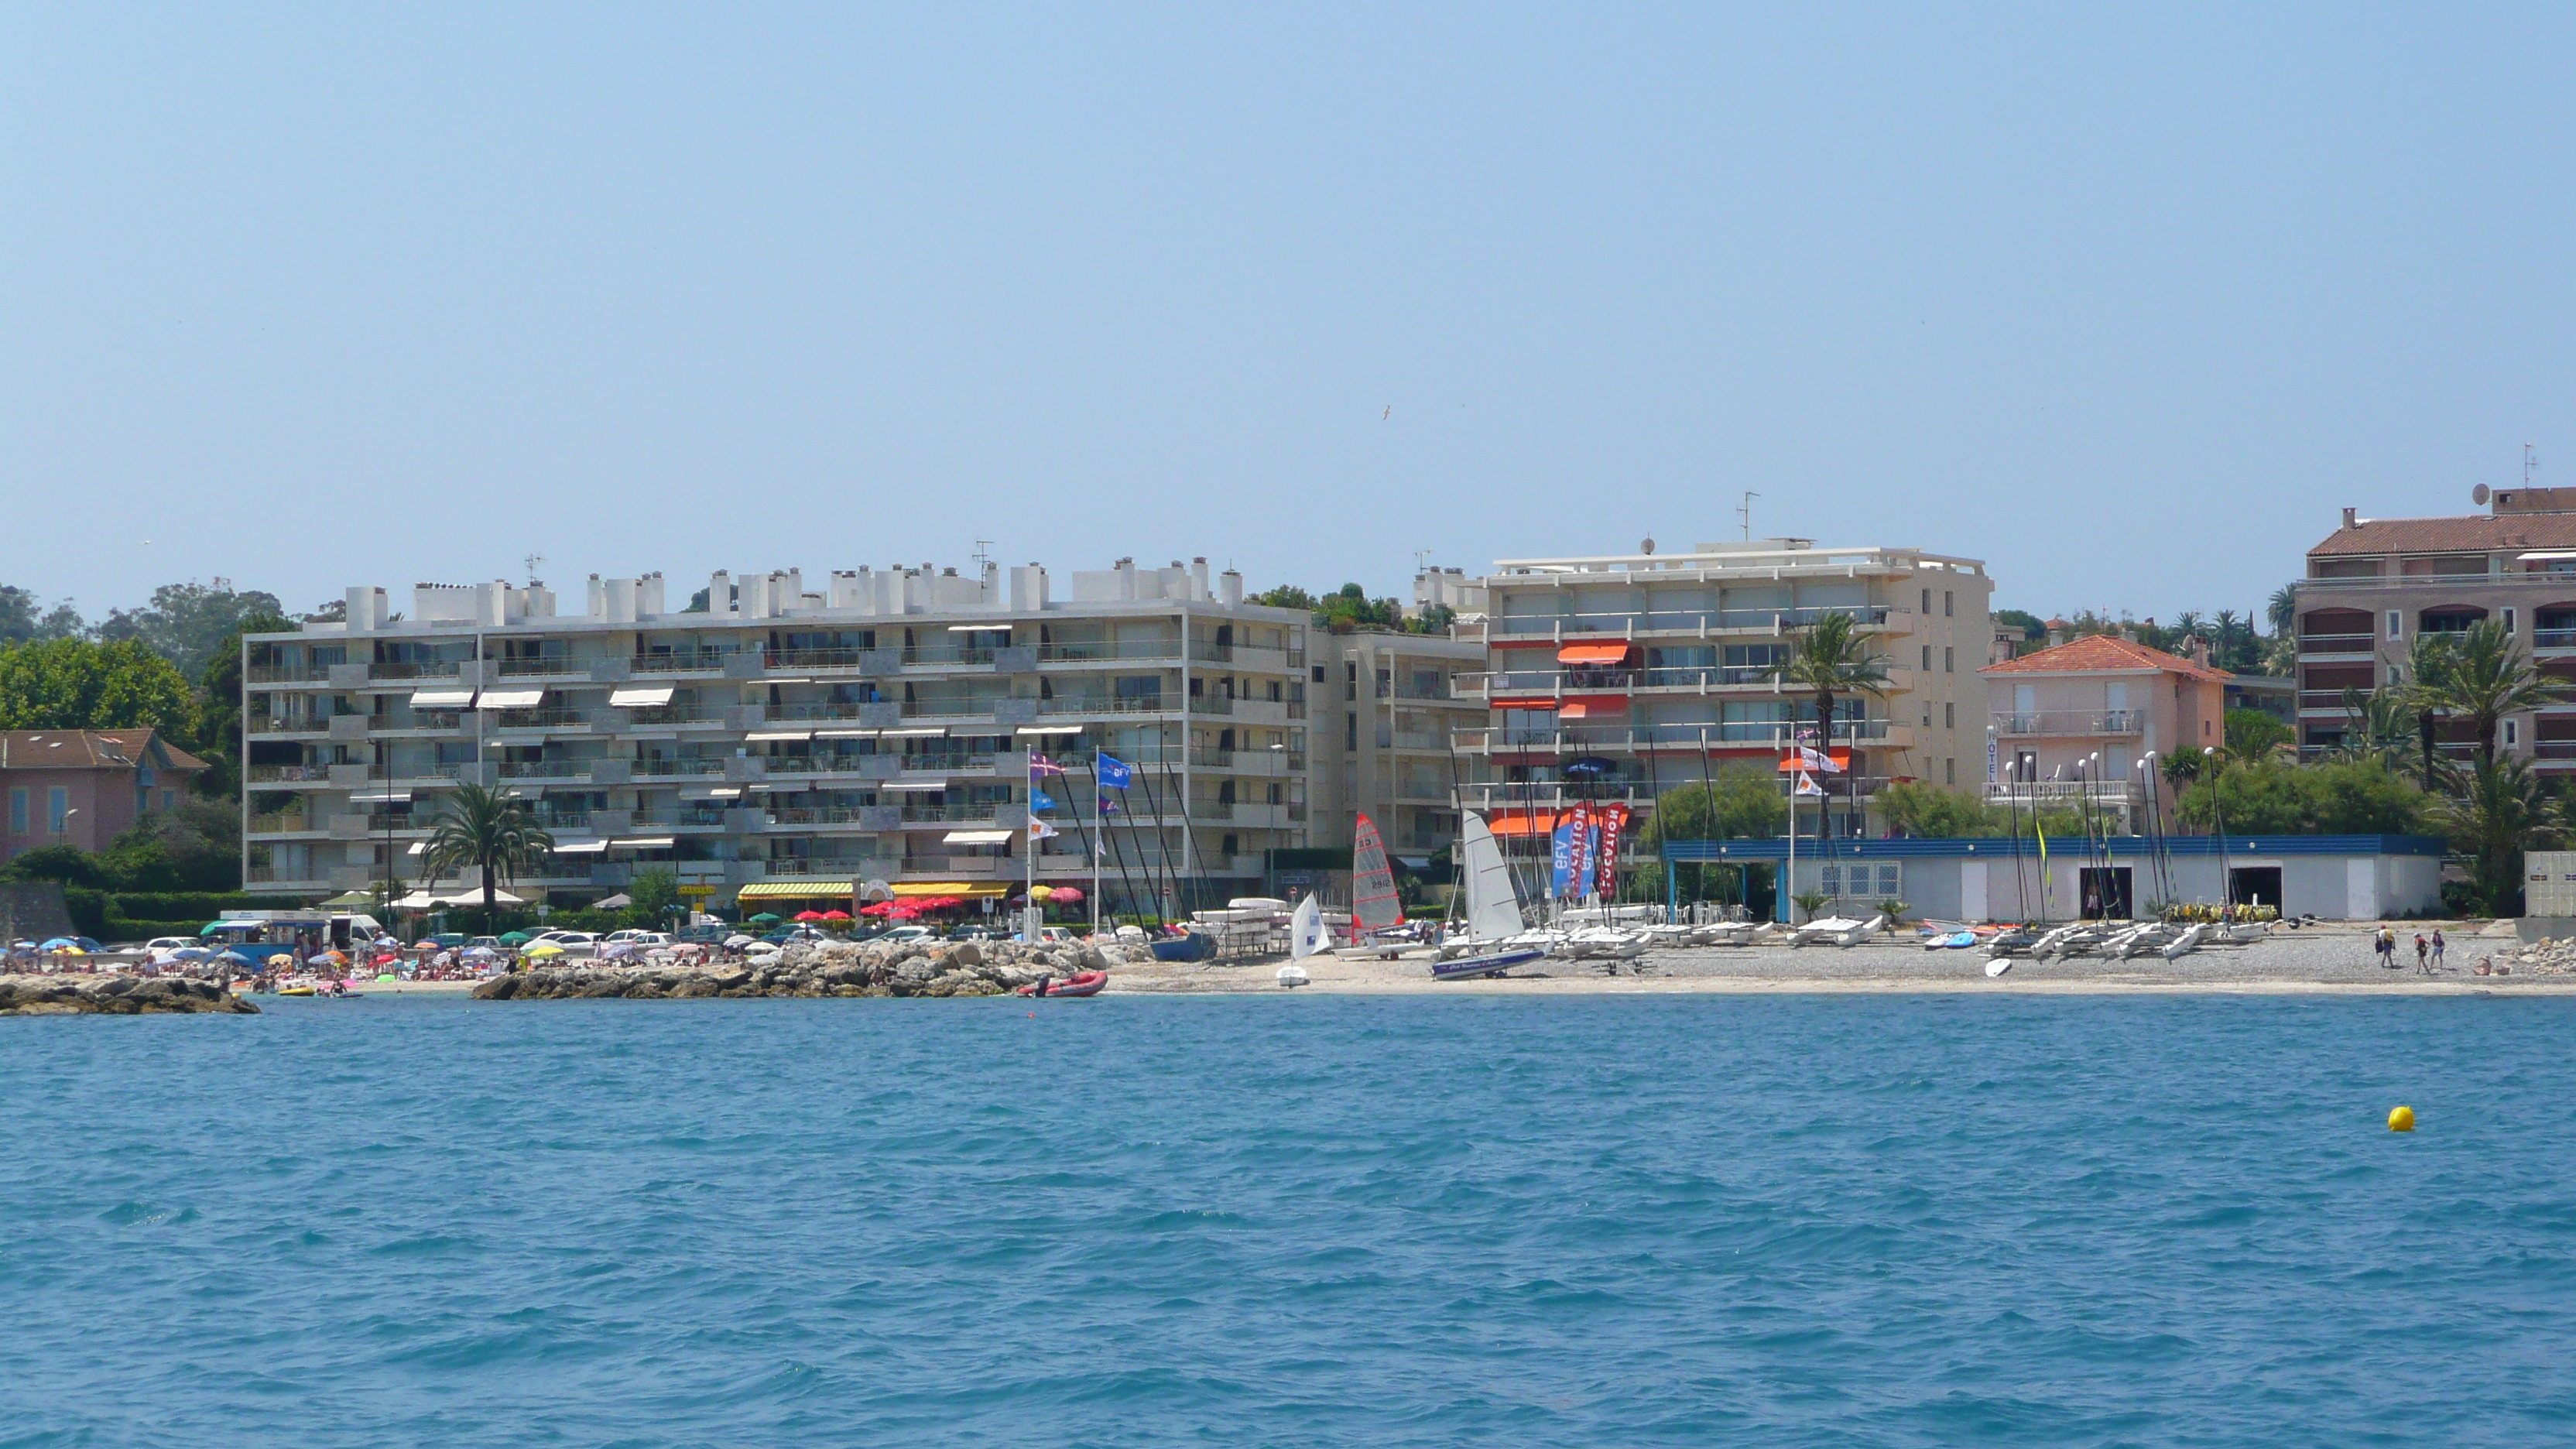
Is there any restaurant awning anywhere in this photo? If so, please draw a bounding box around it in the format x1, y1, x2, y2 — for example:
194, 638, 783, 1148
476, 688, 546, 709
1557, 642, 1633, 665
410, 688, 475, 708
1485, 810, 1564, 837
736, 881, 858, 901
891, 881, 1012, 898
608, 685, 675, 707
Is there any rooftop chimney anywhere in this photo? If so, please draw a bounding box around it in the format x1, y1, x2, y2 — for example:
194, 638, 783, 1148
2341, 506, 2358, 530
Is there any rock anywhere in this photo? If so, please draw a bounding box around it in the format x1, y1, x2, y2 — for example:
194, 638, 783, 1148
0, 974, 258, 1016
950, 941, 984, 968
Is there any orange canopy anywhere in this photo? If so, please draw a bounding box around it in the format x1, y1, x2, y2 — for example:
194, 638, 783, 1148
1486, 810, 1563, 837
1557, 642, 1634, 666
1778, 748, 1852, 772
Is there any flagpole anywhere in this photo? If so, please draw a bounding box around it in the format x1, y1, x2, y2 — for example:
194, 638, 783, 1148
1783, 731, 1796, 924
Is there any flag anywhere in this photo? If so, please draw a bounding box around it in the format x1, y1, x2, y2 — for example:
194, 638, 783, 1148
1029, 788, 1057, 813
1792, 745, 1843, 775
1593, 803, 1630, 897
1564, 802, 1595, 894
1791, 772, 1825, 797
1549, 818, 1575, 899
1029, 754, 1067, 780
1028, 817, 1059, 840
1098, 794, 1122, 816
1096, 753, 1134, 790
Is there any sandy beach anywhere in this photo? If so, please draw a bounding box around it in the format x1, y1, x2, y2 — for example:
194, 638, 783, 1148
1101, 924, 2576, 997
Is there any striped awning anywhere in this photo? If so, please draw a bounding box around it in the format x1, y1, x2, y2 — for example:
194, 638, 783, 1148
891, 881, 1011, 899
735, 881, 857, 900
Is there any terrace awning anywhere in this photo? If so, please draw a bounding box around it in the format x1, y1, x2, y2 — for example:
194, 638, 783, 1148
942, 829, 1016, 844
1778, 749, 1852, 772
737, 881, 858, 901
1557, 642, 1633, 665
1484, 810, 1564, 837
891, 882, 1011, 898
410, 688, 475, 708
608, 686, 675, 707
476, 688, 545, 709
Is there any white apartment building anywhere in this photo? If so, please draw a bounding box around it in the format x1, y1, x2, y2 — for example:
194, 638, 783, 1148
1307, 628, 1488, 868
1452, 537, 1995, 849
239, 558, 1313, 916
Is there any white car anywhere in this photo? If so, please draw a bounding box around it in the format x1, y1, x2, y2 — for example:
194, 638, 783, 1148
144, 937, 198, 954
877, 925, 937, 944
603, 930, 671, 947
533, 930, 600, 954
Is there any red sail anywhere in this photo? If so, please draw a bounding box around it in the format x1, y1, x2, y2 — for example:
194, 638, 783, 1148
1351, 813, 1404, 933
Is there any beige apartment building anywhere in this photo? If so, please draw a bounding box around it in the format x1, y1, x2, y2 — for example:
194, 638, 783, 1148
1451, 538, 1995, 851
2297, 488, 2576, 773
1305, 628, 1487, 868
238, 558, 1314, 916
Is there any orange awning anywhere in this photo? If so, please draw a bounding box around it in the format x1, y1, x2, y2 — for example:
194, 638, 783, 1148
1777, 749, 1852, 772
1557, 642, 1633, 665
1486, 810, 1563, 837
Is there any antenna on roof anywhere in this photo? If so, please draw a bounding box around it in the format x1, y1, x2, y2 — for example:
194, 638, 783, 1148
1738, 491, 1759, 540
972, 539, 993, 571
2529, 444, 2541, 488
522, 553, 544, 586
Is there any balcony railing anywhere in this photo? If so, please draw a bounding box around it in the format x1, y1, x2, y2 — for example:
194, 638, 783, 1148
492, 708, 590, 730
632, 651, 735, 673
1190, 642, 1234, 663
1036, 639, 1181, 663
245, 664, 332, 684
246, 814, 319, 835
495, 759, 590, 779
2297, 690, 2369, 710
1492, 605, 1892, 636
1039, 694, 1169, 715
246, 764, 331, 783
763, 647, 877, 670
1982, 781, 2139, 803
369, 659, 466, 680
1187, 695, 1233, 716
901, 646, 996, 666
1374, 681, 1455, 700
633, 758, 728, 777
2297, 635, 2377, 654
2534, 741, 2576, 759
899, 805, 1006, 824
1456, 719, 1893, 752
629, 707, 729, 727
495, 656, 588, 677
2535, 629, 2576, 649
1991, 711, 2143, 737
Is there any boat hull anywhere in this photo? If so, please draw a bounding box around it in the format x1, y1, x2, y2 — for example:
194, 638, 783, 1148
1430, 946, 1547, 981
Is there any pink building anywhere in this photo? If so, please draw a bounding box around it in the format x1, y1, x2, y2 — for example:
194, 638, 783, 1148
1979, 635, 2229, 831
0, 730, 206, 859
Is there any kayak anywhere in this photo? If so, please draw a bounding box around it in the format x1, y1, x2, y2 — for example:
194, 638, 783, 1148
1016, 971, 1108, 998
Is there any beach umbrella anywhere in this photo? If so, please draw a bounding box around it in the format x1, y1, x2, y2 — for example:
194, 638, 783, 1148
523, 943, 565, 958
820, 909, 852, 921
793, 910, 826, 923
748, 913, 782, 924
498, 930, 534, 946
265, 953, 293, 968
1027, 885, 1055, 900
1050, 887, 1084, 904
461, 945, 498, 959
591, 892, 633, 909
722, 933, 755, 948
858, 901, 897, 916
171, 946, 211, 961
199, 922, 231, 935
39, 937, 80, 951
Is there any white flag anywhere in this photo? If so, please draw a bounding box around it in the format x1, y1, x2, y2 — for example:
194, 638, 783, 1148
1028, 817, 1059, 840
1791, 771, 1825, 797
1793, 745, 1844, 774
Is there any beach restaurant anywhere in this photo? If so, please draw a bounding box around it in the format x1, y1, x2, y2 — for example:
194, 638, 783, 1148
1660, 835, 2448, 922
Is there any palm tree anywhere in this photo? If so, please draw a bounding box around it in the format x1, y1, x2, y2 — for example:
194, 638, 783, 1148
2441, 755, 2553, 915
2334, 687, 2416, 772
2393, 632, 2460, 783
1771, 611, 1893, 834
2430, 618, 2554, 767
2266, 584, 2298, 639
421, 783, 553, 931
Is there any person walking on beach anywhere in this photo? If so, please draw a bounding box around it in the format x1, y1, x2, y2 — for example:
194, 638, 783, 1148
2376, 927, 2396, 968
2414, 933, 2430, 972
2432, 929, 2447, 972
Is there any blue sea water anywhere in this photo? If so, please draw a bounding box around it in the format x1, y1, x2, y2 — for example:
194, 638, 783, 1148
5, 995, 2574, 1447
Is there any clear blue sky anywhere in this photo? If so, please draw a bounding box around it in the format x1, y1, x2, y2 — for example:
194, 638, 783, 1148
6, 6, 2571, 625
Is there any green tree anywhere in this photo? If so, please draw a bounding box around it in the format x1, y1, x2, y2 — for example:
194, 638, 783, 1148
2393, 631, 2461, 783
0, 637, 195, 735
1877, 781, 2002, 838
94, 581, 287, 678
2334, 687, 2416, 772
187, 608, 293, 800
1248, 584, 1320, 612
2267, 584, 2298, 638
2440, 756, 2552, 914
1769, 611, 1892, 752
625, 866, 683, 927
2428, 618, 2553, 768
421, 784, 555, 930
2223, 707, 2294, 762
2174, 758, 2429, 836
1644, 770, 1788, 843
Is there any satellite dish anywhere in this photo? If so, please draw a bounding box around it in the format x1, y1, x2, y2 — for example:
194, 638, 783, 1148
2475, 484, 2492, 505
1639, 537, 1656, 555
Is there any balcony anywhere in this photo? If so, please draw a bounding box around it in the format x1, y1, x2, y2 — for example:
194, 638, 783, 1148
1036, 639, 1183, 663
246, 813, 324, 836
495, 759, 591, 779
1037, 694, 1171, 717
1186, 695, 1233, 716
1982, 780, 2140, 805
633, 758, 728, 778
495, 656, 590, 678
901, 646, 996, 667
2535, 629, 2576, 650
632, 651, 734, 673
248, 716, 331, 735
1991, 711, 2143, 738
246, 664, 332, 684
762, 647, 877, 671
2298, 634, 2377, 656
2535, 741, 2576, 759
1490, 605, 1893, 638
629, 707, 730, 728
1455, 719, 1902, 754
369, 659, 467, 681
899, 805, 1007, 824
492, 708, 591, 731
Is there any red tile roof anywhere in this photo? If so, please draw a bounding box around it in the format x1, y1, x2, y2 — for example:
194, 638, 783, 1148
1979, 634, 2232, 683
2308, 512, 2576, 557
0, 728, 207, 772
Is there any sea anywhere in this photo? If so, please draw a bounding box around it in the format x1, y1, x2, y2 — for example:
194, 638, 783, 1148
5, 992, 2572, 1447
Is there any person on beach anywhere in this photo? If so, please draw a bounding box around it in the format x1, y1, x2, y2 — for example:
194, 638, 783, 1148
2376, 927, 2395, 968
2431, 930, 2446, 971
2414, 934, 2430, 972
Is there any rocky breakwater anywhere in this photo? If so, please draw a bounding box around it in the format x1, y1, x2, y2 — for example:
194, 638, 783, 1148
0, 974, 260, 1016
472, 937, 1129, 1002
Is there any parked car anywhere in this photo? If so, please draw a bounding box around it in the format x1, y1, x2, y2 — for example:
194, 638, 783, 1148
531, 930, 598, 953
426, 933, 469, 949
144, 936, 197, 954
604, 931, 671, 949
875, 924, 937, 944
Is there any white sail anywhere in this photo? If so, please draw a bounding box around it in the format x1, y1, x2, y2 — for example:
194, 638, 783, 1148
1289, 896, 1327, 959
1351, 814, 1403, 933
1460, 813, 1524, 942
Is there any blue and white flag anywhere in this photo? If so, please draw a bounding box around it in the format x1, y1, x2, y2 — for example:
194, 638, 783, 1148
1549, 819, 1575, 899
1029, 788, 1057, 813
1098, 793, 1122, 816
1096, 753, 1134, 790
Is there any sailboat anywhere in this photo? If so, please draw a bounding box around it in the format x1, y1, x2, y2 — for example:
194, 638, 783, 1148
1431, 813, 1549, 981
1288, 895, 1330, 959
1334, 813, 1422, 958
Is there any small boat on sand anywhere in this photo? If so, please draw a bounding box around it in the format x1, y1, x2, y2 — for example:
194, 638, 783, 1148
1017, 971, 1108, 998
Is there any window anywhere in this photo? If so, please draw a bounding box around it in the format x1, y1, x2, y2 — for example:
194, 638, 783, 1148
1346, 713, 1358, 751
1944, 701, 1956, 728
48, 787, 70, 832
2505, 607, 2518, 635
162, 790, 174, 811
1944, 647, 1954, 673
137, 786, 149, 817
1922, 645, 1933, 670
2506, 719, 2520, 748
2387, 610, 2403, 640
1311, 666, 1324, 683
1921, 588, 1931, 612
1221, 833, 1239, 856
7, 788, 22, 833
1945, 757, 1956, 785
1944, 591, 1954, 618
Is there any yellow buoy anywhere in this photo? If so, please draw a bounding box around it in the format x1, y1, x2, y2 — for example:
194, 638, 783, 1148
2389, 1105, 2416, 1132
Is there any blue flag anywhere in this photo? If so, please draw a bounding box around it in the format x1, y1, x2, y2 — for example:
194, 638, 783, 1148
1098, 794, 1122, 816
1096, 753, 1134, 790
1029, 788, 1057, 813
1549, 820, 1575, 899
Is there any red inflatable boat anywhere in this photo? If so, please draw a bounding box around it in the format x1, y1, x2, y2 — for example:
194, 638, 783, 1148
1016, 971, 1108, 998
